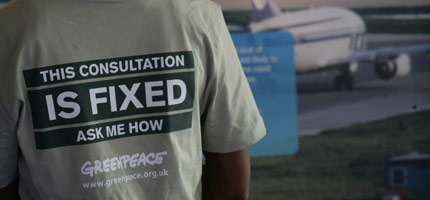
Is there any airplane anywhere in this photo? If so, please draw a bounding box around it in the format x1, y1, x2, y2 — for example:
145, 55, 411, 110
229, 0, 430, 90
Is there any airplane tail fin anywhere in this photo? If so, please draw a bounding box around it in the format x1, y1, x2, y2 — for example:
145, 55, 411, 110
252, 0, 282, 22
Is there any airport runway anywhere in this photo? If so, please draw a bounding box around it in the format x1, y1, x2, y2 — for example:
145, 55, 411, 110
297, 34, 430, 136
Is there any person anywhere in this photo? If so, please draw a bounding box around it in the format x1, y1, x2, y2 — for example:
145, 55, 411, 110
0, 0, 266, 199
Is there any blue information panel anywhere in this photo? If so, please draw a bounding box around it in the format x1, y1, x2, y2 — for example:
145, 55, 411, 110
231, 32, 298, 156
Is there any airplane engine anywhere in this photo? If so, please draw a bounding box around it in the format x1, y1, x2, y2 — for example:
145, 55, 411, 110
374, 54, 411, 80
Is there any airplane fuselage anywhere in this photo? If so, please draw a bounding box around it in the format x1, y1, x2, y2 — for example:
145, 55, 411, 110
250, 7, 366, 73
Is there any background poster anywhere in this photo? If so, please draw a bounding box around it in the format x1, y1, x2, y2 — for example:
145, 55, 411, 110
231, 32, 298, 156
217, 0, 430, 199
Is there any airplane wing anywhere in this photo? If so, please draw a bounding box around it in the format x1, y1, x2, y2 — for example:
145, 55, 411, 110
346, 44, 430, 63
327, 43, 430, 82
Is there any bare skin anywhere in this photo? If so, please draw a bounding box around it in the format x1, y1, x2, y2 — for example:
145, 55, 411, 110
202, 148, 251, 200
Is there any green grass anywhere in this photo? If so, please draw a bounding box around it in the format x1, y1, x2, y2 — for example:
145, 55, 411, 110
249, 110, 430, 200
353, 6, 430, 15
222, 10, 252, 26
363, 19, 430, 33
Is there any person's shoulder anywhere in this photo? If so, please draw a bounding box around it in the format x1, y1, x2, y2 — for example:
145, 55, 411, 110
0, 0, 35, 29
179, 0, 223, 26
187, 0, 220, 9
0, 0, 30, 17
164, 0, 220, 16
186, 0, 221, 14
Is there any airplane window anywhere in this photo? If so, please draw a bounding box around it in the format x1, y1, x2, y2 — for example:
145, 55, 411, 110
357, 34, 361, 50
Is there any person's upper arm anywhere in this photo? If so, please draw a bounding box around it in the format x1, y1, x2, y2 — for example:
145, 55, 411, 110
194, 2, 266, 153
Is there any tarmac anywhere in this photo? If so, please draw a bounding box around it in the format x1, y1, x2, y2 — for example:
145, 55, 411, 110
297, 34, 430, 136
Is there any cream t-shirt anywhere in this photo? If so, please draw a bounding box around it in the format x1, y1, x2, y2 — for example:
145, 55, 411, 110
0, 0, 265, 199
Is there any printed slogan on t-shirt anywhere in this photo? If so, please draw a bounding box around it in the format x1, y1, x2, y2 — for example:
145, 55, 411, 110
23, 51, 195, 149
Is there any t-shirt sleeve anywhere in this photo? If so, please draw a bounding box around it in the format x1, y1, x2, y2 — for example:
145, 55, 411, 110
0, 26, 19, 188
195, 3, 266, 153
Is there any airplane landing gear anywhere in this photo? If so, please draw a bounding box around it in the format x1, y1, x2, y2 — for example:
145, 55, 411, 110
334, 66, 354, 90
